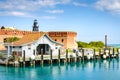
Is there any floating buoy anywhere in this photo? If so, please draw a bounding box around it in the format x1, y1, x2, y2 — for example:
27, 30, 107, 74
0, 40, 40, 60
106, 53, 109, 57
100, 52, 103, 54
77, 52, 82, 57
70, 53, 76, 58
103, 55, 106, 59
31, 55, 35, 60
87, 55, 91, 60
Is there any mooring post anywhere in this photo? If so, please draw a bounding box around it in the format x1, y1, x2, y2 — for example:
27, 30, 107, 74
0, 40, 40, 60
58, 49, 60, 63
41, 49, 43, 65
98, 49, 101, 59
116, 48, 119, 58
66, 49, 68, 62
108, 48, 111, 59
82, 48, 84, 61
113, 48, 115, 58
50, 49, 52, 64
23, 51, 25, 66
93, 49, 96, 60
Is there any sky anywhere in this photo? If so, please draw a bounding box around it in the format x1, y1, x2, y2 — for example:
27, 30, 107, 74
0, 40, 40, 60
0, 0, 120, 44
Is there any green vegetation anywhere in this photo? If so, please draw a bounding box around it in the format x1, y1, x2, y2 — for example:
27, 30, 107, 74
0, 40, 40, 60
4, 37, 20, 43
77, 41, 104, 48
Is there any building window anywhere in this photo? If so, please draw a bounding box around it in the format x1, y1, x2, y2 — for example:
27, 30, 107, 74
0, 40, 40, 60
61, 39, 64, 42
28, 48, 31, 50
46, 45, 49, 51
56, 47, 57, 49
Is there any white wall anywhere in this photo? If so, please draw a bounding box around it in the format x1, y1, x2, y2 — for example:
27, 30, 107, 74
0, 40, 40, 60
12, 47, 22, 52
22, 35, 63, 58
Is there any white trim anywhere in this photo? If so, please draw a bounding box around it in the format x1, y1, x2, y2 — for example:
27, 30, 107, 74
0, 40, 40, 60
10, 33, 63, 46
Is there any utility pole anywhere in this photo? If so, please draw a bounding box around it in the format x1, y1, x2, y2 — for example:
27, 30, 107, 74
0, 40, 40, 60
105, 35, 107, 49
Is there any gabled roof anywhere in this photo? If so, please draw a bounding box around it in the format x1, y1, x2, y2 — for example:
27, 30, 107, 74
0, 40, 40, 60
11, 32, 44, 46
11, 32, 63, 46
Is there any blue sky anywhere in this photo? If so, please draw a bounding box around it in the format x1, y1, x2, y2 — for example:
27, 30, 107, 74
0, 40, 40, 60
0, 0, 120, 44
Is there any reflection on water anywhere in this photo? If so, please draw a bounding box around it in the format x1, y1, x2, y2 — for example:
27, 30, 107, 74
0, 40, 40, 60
0, 59, 120, 80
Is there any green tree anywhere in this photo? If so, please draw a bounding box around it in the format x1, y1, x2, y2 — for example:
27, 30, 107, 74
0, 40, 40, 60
89, 41, 104, 48
4, 37, 20, 43
77, 41, 104, 48
77, 41, 89, 48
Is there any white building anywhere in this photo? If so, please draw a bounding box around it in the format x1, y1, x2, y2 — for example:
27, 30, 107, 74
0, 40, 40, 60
8, 32, 63, 58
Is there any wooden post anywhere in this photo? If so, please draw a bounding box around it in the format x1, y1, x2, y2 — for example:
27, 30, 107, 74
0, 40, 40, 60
50, 49, 52, 64
82, 49, 84, 61
116, 48, 119, 58
41, 49, 43, 65
66, 49, 68, 62
113, 48, 115, 58
58, 49, 60, 63
93, 49, 96, 60
108, 48, 111, 59
98, 49, 100, 59
33, 60, 35, 66
23, 50, 25, 66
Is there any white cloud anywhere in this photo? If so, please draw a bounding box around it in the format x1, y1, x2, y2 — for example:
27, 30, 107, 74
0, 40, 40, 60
73, 2, 88, 7
41, 16, 56, 19
0, 11, 34, 17
0, 0, 71, 11
45, 10, 64, 14
95, 0, 120, 14
0, 0, 71, 17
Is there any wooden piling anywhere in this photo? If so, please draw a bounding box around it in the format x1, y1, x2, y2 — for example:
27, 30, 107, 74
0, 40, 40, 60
50, 49, 52, 64
74, 57, 77, 63
33, 60, 35, 66
82, 49, 84, 61
41, 49, 44, 65
66, 49, 68, 62
108, 48, 110, 59
93, 49, 96, 60
58, 49, 60, 63
23, 51, 25, 66
113, 48, 115, 58
99, 49, 101, 59
116, 48, 119, 58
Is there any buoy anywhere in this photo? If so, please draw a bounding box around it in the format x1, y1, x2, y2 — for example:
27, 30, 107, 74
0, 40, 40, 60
77, 52, 82, 57
103, 55, 106, 59
106, 53, 109, 57
31, 55, 35, 60
70, 53, 76, 58
100, 52, 103, 54
87, 55, 91, 60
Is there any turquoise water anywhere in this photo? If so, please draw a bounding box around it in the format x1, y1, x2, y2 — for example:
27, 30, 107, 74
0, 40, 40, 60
0, 59, 120, 80
108, 44, 120, 48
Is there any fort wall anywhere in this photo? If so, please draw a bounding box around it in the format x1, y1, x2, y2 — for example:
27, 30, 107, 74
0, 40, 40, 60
0, 29, 32, 50
0, 29, 78, 50
48, 31, 78, 49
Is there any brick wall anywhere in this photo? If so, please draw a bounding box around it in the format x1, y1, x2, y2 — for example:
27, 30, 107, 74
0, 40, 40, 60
0, 30, 78, 50
48, 31, 78, 49
0, 29, 32, 50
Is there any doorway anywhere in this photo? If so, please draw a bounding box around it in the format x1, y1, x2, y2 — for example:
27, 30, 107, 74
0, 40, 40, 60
37, 44, 50, 55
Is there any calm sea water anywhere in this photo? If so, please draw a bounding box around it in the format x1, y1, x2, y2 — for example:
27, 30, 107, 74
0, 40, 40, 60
0, 59, 120, 80
108, 44, 120, 48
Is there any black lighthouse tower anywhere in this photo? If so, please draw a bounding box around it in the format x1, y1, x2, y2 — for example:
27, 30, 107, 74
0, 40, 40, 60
33, 19, 39, 31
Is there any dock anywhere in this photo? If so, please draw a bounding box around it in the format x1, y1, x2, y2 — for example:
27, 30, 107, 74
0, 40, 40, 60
0, 48, 120, 67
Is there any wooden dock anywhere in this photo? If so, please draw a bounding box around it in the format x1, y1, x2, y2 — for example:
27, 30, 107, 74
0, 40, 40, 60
0, 48, 120, 67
